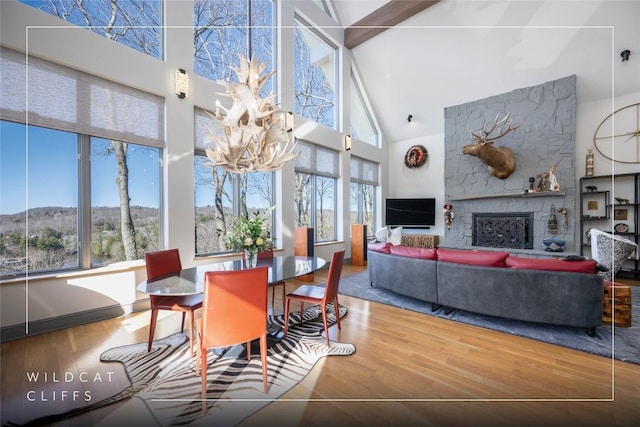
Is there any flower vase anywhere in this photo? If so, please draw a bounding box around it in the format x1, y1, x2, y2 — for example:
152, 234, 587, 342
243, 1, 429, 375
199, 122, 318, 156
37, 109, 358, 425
244, 248, 258, 268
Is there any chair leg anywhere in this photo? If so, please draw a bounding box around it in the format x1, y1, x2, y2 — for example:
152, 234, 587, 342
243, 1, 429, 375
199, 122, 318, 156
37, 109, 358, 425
298, 302, 305, 324
334, 297, 341, 330
201, 348, 208, 413
180, 311, 186, 332
260, 334, 268, 393
246, 341, 252, 360
148, 309, 159, 352
321, 303, 331, 347
188, 311, 195, 358
283, 297, 291, 338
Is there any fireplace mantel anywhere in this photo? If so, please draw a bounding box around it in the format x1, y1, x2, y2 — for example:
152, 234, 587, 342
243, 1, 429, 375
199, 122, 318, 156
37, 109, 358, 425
448, 190, 566, 202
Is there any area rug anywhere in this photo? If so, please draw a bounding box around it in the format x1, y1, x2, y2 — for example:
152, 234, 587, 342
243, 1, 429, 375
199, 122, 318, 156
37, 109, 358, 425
6, 305, 355, 426
339, 270, 639, 365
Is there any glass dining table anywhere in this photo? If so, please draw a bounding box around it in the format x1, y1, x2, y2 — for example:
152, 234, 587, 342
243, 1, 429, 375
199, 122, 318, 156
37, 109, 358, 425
136, 255, 327, 296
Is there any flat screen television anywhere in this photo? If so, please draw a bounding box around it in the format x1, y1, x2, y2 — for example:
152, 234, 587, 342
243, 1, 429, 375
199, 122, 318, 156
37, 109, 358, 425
385, 198, 436, 228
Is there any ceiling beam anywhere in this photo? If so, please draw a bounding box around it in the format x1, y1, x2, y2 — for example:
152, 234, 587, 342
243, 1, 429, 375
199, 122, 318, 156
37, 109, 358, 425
344, 0, 440, 49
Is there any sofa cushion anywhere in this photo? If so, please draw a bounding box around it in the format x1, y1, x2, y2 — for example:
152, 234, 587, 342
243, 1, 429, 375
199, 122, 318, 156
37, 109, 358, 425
505, 256, 598, 274
375, 226, 390, 243
368, 242, 392, 254
437, 248, 509, 267
388, 226, 403, 246
389, 245, 437, 260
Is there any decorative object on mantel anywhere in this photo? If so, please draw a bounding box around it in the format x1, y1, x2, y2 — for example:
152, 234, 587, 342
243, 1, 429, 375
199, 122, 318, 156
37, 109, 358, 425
443, 203, 454, 230
528, 177, 535, 191
548, 164, 560, 191
462, 113, 522, 179
536, 171, 548, 192
585, 148, 594, 176
547, 204, 558, 234
404, 144, 428, 168
557, 207, 569, 233
205, 55, 298, 173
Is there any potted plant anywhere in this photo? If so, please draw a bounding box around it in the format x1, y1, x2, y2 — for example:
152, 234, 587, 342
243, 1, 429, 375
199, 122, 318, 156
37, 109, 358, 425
225, 211, 273, 268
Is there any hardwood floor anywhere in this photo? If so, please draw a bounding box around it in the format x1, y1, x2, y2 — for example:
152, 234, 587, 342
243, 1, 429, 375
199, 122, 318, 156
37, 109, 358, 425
2, 264, 639, 426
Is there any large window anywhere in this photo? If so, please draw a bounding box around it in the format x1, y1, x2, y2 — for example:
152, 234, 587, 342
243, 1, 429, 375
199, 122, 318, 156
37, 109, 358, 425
194, 0, 273, 91
0, 47, 163, 276
294, 142, 338, 243
350, 157, 379, 237
194, 109, 274, 256
19, 0, 162, 59
294, 18, 337, 129
0, 121, 161, 276
350, 71, 380, 147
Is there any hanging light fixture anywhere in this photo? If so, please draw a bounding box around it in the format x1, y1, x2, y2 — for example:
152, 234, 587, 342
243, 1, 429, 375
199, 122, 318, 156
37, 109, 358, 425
204, 55, 298, 173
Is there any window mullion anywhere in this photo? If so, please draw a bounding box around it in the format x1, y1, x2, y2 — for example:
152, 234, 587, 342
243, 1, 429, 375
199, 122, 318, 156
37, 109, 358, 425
78, 134, 92, 269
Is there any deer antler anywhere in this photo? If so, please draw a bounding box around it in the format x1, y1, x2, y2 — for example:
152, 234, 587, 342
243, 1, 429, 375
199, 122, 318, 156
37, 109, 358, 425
470, 113, 523, 144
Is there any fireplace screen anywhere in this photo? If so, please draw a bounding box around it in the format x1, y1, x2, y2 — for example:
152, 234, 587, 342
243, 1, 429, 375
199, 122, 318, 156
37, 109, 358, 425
472, 212, 534, 249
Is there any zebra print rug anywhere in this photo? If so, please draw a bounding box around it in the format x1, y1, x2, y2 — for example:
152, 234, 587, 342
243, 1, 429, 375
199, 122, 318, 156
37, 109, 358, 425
104, 304, 354, 426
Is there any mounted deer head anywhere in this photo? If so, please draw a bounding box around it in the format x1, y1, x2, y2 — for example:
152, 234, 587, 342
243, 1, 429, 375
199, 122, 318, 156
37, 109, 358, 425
462, 113, 523, 179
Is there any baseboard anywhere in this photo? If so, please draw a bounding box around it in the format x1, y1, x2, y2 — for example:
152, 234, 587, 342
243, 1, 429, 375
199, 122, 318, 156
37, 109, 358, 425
0, 299, 150, 343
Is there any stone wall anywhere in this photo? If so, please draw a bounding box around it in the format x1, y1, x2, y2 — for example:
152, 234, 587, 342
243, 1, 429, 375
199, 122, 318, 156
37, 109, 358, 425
443, 75, 576, 252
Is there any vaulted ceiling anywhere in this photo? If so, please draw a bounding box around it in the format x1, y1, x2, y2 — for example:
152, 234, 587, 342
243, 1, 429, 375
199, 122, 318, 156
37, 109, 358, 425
330, 0, 640, 144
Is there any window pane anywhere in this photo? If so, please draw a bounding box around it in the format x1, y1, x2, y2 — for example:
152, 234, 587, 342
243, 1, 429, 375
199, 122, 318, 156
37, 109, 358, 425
20, 0, 162, 59
91, 138, 160, 265
316, 176, 335, 242
1, 122, 78, 275
350, 72, 378, 146
295, 172, 312, 227
195, 155, 233, 255
350, 182, 359, 224
362, 184, 375, 236
294, 19, 337, 129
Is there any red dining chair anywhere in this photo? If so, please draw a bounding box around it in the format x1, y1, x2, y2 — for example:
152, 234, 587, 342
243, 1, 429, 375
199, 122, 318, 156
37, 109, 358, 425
195, 267, 270, 400
284, 249, 345, 347
251, 249, 286, 312
145, 249, 203, 356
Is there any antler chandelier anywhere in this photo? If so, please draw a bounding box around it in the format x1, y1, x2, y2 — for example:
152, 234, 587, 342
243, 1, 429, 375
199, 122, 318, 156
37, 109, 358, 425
205, 55, 298, 173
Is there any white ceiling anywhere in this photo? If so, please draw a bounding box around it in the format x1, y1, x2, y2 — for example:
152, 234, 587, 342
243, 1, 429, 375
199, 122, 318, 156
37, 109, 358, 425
330, 0, 640, 143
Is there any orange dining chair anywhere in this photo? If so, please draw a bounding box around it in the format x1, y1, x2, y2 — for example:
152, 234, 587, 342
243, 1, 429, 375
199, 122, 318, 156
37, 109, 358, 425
253, 249, 286, 312
145, 249, 203, 357
284, 249, 345, 347
195, 267, 270, 399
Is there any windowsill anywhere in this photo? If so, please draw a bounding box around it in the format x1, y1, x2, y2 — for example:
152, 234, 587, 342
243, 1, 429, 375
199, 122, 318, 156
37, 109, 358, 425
0, 260, 146, 285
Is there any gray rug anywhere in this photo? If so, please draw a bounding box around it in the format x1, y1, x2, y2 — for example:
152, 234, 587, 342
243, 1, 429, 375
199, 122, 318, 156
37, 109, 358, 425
339, 270, 640, 365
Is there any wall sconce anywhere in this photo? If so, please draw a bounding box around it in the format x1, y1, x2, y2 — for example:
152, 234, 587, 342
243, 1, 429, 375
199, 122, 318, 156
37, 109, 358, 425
175, 68, 189, 99
407, 114, 413, 123
285, 111, 294, 132
621, 49, 631, 62
344, 134, 352, 151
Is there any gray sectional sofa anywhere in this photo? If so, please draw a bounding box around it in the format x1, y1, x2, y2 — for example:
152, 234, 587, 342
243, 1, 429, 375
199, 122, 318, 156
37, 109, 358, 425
367, 244, 604, 335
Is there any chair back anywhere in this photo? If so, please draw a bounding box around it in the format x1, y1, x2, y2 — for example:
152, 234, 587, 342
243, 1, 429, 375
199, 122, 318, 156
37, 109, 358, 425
145, 249, 182, 281
322, 250, 345, 303
257, 248, 274, 260
200, 267, 268, 349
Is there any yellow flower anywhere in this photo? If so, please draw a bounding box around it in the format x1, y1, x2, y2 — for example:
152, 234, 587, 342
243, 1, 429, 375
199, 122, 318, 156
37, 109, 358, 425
256, 237, 264, 246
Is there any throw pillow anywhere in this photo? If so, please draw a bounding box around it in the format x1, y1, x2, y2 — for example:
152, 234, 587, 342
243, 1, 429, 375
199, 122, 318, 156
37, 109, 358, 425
388, 227, 403, 246
505, 256, 598, 274
375, 226, 390, 243
437, 248, 509, 267
389, 245, 437, 260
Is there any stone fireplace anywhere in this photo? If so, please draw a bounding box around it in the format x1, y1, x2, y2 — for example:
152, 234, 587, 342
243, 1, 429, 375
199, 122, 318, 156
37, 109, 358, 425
472, 212, 534, 249
443, 75, 576, 253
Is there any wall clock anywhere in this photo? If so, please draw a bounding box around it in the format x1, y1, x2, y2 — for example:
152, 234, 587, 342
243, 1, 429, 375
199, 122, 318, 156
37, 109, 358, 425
593, 103, 640, 164
404, 145, 428, 168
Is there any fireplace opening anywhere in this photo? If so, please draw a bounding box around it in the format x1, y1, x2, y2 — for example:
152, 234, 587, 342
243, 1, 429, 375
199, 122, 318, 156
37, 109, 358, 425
472, 212, 534, 249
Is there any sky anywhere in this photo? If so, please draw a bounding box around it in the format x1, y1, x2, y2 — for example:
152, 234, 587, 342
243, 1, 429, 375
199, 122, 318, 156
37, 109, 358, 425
1, 121, 159, 215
